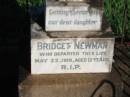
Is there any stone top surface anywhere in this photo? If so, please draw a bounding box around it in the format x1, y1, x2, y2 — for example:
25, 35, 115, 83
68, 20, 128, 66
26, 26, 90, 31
19, 68, 120, 86
31, 21, 113, 39
20, 73, 108, 85
32, 16, 113, 39
47, 0, 103, 9
19, 68, 122, 97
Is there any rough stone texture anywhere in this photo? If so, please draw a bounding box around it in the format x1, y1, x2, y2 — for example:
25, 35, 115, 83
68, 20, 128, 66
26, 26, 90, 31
31, 21, 112, 39
19, 68, 122, 97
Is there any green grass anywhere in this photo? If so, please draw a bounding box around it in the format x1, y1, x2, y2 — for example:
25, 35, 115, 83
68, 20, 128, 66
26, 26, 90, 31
127, 0, 130, 39
104, 0, 130, 41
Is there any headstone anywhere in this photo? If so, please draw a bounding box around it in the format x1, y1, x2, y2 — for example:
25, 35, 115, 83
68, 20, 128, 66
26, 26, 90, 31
19, 0, 120, 97
46, 0, 103, 31
31, 0, 114, 74
31, 38, 114, 74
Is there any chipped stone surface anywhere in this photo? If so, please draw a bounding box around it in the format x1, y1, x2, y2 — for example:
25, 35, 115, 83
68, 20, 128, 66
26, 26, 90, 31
31, 21, 112, 39
31, 22, 49, 39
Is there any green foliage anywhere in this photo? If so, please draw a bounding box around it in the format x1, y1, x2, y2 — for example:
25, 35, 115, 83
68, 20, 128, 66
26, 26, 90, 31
127, 0, 130, 37
16, 0, 44, 7
104, 0, 126, 37
104, 0, 130, 41
16, 0, 130, 40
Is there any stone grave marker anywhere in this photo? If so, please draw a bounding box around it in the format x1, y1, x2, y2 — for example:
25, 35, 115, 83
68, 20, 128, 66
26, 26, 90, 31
31, 0, 114, 74
45, 0, 103, 31
31, 38, 114, 74
18, 1, 121, 97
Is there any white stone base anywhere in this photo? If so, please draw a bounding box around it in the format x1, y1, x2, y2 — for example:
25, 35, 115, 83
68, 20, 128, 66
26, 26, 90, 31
31, 38, 114, 74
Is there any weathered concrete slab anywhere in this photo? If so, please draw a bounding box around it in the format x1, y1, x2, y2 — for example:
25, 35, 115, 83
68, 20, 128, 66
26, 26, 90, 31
46, 1, 103, 31
31, 38, 114, 74
19, 68, 122, 97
